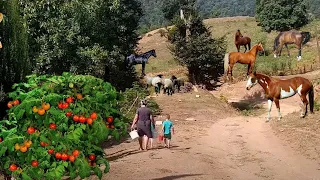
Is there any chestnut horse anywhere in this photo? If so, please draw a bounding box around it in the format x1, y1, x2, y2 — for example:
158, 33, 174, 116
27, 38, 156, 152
273, 30, 311, 61
224, 43, 264, 79
235, 29, 251, 52
246, 72, 314, 121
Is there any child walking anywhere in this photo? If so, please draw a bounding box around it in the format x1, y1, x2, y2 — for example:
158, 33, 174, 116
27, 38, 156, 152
162, 114, 174, 148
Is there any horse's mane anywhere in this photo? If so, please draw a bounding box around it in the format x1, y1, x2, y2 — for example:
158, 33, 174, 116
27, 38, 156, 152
256, 73, 279, 82
274, 32, 283, 51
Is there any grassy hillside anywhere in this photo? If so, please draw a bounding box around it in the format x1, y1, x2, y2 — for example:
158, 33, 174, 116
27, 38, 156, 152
137, 16, 320, 81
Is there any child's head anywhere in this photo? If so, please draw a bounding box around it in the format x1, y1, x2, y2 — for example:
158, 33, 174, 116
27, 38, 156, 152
166, 114, 170, 120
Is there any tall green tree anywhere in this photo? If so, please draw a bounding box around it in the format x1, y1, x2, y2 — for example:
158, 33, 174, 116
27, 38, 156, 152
0, 0, 30, 118
19, 0, 143, 91
169, 15, 226, 88
255, 0, 309, 31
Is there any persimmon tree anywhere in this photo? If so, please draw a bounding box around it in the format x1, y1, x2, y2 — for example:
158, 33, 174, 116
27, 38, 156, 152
0, 72, 128, 180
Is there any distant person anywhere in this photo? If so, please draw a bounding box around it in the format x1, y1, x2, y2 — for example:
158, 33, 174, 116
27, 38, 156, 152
131, 100, 155, 151
162, 114, 174, 149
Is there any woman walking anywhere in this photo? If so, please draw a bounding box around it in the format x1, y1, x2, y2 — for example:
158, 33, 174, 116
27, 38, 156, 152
131, 100, 155, 151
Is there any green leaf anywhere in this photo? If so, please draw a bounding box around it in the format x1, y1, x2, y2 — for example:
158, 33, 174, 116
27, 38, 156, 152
69, 169, 77, 180
111, 130, 120, 141
16, 109, 26, 120
62, 161, 68, 168
93, 166, 102, 179
21, 172, 33, 180
54, 165, 65, 178
0, 146, 8, 156
77, 158, 91, 179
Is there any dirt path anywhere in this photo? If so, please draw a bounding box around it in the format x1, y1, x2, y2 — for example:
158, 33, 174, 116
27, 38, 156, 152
94, 72, 320, 180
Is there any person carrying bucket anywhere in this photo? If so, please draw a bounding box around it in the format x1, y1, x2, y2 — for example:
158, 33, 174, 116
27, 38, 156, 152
131, 100, 155, 151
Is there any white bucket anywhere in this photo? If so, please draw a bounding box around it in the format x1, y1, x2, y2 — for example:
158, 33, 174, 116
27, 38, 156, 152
129, 130, 139, 140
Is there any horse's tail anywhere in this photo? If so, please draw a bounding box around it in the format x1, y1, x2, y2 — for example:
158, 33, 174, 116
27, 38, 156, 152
309, 85, 314, 113
301, 31, 311, 45
224, 53, 230, 74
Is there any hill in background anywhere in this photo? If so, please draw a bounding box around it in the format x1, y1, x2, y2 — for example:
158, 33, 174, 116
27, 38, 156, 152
137, 0, 320, 33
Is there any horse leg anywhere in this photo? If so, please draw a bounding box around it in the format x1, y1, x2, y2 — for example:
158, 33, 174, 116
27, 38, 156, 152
244, 45, 247, 53
141, 63, 146, 77
300, 94, 308, 118
229, 64, 234, 80
266, 99, 273, 122
279, 43, 284, 56
297, 44, 302, 61
274, 98, 282, 120
285, 44, 290, 57
236, 45, 240, 52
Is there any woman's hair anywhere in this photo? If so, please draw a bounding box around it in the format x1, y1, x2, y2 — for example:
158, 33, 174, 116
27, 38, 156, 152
166, 114, 170, 119
141, 100, 147, 106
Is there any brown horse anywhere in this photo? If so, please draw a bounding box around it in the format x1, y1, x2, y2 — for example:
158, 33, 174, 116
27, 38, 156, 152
246, 72, 314, 121
273, 30, 311, 61
235, 29, 251, 52
224, 43, 264, 78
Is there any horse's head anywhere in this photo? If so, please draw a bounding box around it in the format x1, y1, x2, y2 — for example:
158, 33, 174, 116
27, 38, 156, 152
246, 71, 259, 90
151, 49, 157, 57
235, 29, 243, 38
257, 42, 264, 52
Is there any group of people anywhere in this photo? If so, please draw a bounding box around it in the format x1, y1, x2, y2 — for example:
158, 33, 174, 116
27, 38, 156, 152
130, 100, 174, 150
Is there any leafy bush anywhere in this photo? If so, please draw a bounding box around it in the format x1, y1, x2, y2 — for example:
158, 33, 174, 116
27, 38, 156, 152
0, 73, 128, 180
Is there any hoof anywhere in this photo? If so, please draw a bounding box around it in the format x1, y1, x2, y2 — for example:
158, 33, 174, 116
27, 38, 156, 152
297, 56, 302, 61
265, 118, 270, 122
278, 117, 282, 121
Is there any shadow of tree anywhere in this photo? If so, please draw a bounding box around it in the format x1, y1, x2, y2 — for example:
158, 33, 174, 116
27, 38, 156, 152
101, 136, 132, 150
230, 90, 266, 111
151, 174, 203, 180
106, 149, 144, 162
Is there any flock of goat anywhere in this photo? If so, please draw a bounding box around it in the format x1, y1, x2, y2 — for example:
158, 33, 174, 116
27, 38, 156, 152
144, 75, 185, 96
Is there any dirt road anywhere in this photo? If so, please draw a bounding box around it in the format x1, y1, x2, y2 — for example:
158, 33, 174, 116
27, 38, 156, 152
95, 73, 320, 180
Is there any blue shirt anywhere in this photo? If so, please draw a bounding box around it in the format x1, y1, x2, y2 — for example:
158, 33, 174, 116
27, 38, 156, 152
163, 120, 173, 135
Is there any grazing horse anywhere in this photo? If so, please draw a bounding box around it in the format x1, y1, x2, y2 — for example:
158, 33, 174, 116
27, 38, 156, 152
246, 72, 314, 121
126, 49, 157, 77
224, 43, 264, 79
235, 29, 251, 53
273, 30, 311, 61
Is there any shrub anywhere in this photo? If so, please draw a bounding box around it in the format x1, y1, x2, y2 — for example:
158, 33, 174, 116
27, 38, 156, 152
0, 73, 127, 180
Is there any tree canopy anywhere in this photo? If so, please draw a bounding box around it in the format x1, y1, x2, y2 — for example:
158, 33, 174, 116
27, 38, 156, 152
255, 0, 309, 31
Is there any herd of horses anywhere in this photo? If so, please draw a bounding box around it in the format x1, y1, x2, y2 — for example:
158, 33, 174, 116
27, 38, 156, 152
126, 29, 314, 121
